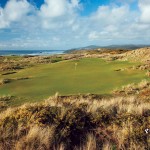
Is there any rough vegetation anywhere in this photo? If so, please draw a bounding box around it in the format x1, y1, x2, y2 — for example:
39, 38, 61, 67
0, 55, 64, 71
65, 47, 150, 63
113, 79, 150, 96
0, 95, 13, 111
0, 48, 150, 150
0, 91, 149, 150
122, 47, 150, 62
0, 79, 149, 150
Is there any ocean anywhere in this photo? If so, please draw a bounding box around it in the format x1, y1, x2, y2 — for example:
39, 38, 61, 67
0, 50, 64, 56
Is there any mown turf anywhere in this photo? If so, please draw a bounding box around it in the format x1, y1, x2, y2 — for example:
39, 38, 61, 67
0, 58, 148, 105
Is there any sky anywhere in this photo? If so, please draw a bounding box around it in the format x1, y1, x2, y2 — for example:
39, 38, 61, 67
0, 0, 150, 50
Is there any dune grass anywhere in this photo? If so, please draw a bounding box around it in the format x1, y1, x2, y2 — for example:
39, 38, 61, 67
0, 58, 148, 105
0, 94, 149, 150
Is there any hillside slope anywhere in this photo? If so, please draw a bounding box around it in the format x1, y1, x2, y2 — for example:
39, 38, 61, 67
123, 47, 150, 62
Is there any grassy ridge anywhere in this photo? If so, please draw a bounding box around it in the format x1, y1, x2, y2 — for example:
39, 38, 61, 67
0, 58, 147, 105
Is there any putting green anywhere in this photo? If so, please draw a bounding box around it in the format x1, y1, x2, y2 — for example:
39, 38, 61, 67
0, 58, 148, 105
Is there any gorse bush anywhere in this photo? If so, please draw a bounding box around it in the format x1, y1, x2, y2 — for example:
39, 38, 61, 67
0, 94, 149, 150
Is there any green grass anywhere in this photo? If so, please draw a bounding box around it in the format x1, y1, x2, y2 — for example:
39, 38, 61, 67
0, 58, 148, 105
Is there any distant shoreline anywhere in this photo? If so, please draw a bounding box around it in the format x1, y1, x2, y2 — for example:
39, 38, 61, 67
0, 50, 64, 56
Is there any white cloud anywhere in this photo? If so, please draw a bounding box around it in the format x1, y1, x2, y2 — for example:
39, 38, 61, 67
0, 8, 9, 28
139, 0, 150, 23
91, 5, 130, 26
40, 0, 67, 18
40, 0, 80, 19
0, 0, 31, 28
87, 5, 134, 41
39, 0, 80, 29
0, 0, 150, 50
4, 0, 31, 21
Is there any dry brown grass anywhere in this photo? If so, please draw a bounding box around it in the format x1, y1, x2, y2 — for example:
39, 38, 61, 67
15, 125, 55, 150
122, 47, 150, 62
0, 92, 149, 150
82, 134, 97, 150
113, 79, 150, 96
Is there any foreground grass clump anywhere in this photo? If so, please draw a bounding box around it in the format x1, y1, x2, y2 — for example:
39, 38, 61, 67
0, 95, 149, 150
0, 95, 13, 111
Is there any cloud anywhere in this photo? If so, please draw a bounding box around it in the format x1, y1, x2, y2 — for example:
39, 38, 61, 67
139, 0, 150, 23
0, 0, 31, 28
90, 5, 130, 26
40, 0, 67, 18
0, 0, 150, 50
87, 5, 134, 40
38, 0, 80, 29
40, 0, 80, 19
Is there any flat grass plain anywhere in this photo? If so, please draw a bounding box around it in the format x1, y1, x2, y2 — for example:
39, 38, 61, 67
0, 58, 148, 105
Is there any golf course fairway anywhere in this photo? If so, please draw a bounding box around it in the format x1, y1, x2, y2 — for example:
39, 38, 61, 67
0, 58, 148, 105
